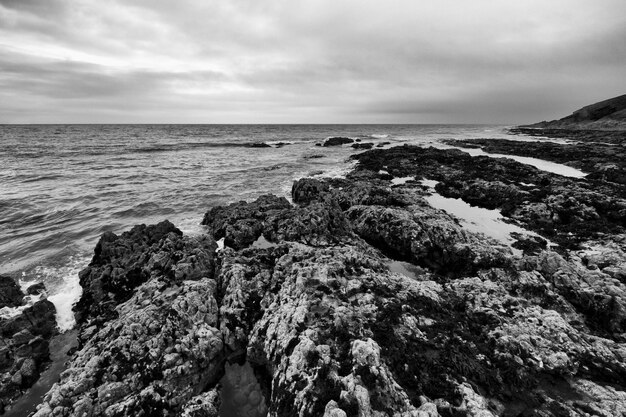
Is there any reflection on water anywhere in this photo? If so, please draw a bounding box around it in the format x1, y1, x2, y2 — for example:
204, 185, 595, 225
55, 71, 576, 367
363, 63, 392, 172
420, 180, 547, 255
387, 260, 425, 279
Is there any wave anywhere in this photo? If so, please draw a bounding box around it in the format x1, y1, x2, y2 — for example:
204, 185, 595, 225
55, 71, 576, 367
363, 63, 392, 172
29, 255, 87, 332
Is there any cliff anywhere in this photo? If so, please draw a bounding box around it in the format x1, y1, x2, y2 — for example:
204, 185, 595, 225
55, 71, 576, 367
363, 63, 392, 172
525, 93, 626, 130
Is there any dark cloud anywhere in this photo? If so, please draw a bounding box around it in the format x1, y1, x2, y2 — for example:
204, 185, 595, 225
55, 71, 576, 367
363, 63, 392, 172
1, 0, 625, 123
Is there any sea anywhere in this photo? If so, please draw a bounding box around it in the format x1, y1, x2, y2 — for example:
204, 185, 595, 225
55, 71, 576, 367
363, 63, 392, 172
0, 124, 572, 331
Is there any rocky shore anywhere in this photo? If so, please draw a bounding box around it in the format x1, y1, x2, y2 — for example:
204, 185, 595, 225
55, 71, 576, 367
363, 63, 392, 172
0, 278, 57, 414
2, 137, 626, 416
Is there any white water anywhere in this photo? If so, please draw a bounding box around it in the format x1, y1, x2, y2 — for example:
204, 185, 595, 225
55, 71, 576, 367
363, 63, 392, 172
0, 294, 43, 319
29, 256, 86, 332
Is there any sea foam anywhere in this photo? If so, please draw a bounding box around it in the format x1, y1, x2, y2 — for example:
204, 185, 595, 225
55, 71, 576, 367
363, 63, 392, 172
30, 255, 87, 332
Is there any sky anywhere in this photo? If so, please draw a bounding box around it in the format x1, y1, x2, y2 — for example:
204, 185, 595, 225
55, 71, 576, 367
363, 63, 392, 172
1, 0, 625, 124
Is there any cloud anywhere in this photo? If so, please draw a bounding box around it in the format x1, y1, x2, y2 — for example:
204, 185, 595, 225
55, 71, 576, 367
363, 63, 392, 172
1, 0, 625, 123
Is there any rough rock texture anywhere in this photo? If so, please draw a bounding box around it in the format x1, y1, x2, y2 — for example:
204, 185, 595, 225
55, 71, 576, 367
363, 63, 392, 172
0, 276, 23, 308
34, 278, 223, 417
0, 279, 57, 414
352, 145, 626, 249
323, 137, 354, 147
28, 142, 626, 416
446, 137, 626, 185
351, 143, 374, 150
74, 220, 216, 330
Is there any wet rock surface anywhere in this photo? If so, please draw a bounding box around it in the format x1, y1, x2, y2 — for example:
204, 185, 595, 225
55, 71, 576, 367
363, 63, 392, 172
0, 279, 57, 414
352, 145, 626, 250
25, 142, 626, 416
446, 135, 626, 185
323, 137, 354, 147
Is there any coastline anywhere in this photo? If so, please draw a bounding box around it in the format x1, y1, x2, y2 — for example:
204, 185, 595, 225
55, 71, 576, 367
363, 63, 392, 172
2, 128, 625, 416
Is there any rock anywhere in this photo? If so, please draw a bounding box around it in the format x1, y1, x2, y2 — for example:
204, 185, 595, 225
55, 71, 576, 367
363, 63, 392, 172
345, 204, 512, 276
351, 142, 374, 150
201, 195, 291, 250
0, 276, 23, 308
351, 145, 626, 249
26, 282, 47, 296
22, 139, 626, 416
446, 137, 626, 185
522, 93, 626, 130
291, 178, 330, 206
2, 299, 57, 340
34, 278, 223, 417
180, 388, 221, 417
0, 298, 56, 410
74, 220, 216, 327
246, 142, 271, 148
323, 137, 354, 147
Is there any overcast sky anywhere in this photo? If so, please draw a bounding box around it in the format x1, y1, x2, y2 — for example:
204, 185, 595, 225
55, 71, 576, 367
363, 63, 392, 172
1, 0, 625, 124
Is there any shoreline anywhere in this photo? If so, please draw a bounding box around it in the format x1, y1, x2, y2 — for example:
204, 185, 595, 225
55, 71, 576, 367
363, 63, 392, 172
2, 129, 626, 416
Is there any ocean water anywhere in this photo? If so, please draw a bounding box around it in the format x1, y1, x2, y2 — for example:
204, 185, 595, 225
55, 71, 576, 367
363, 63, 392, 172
0, 124, 552, 330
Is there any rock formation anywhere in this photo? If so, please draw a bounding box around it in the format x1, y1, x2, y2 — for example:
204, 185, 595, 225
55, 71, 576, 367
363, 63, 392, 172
525, 93, 626, 130
0, 277, 57, 414
323, 137, 354, 147
14, 144, 626, 416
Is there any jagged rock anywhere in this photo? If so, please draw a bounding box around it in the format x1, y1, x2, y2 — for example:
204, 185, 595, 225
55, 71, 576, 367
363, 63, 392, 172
323, 137, 354, 147
351, 145, 626, 249
0, 298, 57, 412
201, 195, 291, 250
203, 193, 351, 249
246, 142, 271, 148
292, 178, 331, 206
345, 204, 512, 275
26, 282, 47, 296
292, 177, 416, 210
351, 142, 374, 150
0, 276, 23, 308
263, 200, 351, 246
531, 251, 626, 340
34, 278, 223, 417
180, 388, 221, 417
22, 139, 626, 416
446, 137, 626, 185
74, 220, 216, 329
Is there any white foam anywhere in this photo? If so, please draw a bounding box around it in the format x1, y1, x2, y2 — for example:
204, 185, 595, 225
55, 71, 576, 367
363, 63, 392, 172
177, 218, 208, 237
371, 134, 389, 139
30, 255, 88, 333
311, 161, 357, 180
0, 294, 43, 319
378, 169, 390, 175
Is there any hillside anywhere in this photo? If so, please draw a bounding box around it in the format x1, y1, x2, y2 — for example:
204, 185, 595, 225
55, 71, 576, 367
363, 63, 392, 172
525, 93, 626, 130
